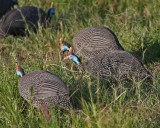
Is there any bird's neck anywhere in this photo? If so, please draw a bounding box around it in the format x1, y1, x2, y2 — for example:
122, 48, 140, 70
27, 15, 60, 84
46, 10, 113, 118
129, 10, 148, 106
70, 54, 81, 65
62, 45, 70, 51
47, 9, 53, 21
17, 71, 23, 77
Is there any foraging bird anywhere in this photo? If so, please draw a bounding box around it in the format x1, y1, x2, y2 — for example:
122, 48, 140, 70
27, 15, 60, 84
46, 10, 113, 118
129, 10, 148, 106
73, 26, 124, 59
60, 38, 71, 53
85, 50, 152, 82
16, 62, 70, 120
0, 3, 55, 39
64, 50, 152, 82
64, 47, 81, 65
0, 0, 18, 19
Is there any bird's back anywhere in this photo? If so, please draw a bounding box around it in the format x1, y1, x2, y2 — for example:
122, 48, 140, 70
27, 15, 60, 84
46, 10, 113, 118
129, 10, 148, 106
18, 70, 69, 108
85, 50, 151, 82
73, 26, 124, 59
0, 6, 46, 36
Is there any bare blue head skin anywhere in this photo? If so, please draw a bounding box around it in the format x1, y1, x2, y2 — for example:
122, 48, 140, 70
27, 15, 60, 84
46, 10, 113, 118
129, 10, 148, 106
48, 8, 55, 19
16, 62, 25, 78
65, 54, 81, 65
60, 38, 70, 53
61, 45, 70, 53
16, 70, 23, 77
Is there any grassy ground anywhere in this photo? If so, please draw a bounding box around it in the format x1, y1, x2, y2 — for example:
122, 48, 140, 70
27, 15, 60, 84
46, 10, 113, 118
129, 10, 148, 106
0, 0, 160, 127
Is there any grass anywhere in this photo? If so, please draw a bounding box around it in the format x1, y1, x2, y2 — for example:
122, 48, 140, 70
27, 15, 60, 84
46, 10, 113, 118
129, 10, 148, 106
0, 0, 160, 127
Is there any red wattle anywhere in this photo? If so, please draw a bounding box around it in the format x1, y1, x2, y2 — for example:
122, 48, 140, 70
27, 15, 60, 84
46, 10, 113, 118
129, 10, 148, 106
65, 56, 69, 59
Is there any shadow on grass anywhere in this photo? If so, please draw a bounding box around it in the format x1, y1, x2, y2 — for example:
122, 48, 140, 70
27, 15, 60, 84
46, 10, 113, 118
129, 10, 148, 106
133, 37, 160, 65
144, 40, 160, 63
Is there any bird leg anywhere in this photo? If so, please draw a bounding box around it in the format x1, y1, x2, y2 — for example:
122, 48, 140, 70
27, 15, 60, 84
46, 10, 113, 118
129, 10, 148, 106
41, 103, 51, 120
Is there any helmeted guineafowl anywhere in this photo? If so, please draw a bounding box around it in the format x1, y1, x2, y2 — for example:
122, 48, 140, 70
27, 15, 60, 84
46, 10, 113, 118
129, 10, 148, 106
0, 0, 18, 19
64, 47, 81, 65
64, 48, 152, 83
16, 62, 69, 120
60, 38, 71, 53
73, 26, 124, 60
0, 3, 55, 39
84, 50, 152, 82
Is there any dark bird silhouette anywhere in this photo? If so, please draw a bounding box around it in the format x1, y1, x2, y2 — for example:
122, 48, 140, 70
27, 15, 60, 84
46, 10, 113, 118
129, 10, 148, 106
0, 3, 55, 39
0, 0, 18, 19
73, 26, 124, 60
16, 62, 70, 120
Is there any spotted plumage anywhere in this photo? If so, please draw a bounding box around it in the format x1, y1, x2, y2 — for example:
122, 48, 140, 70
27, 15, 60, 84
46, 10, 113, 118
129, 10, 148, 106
0, 3, 55, 39
16, 64, 70, 109
73, 26, 124, 59
0, 0, 18, 19
85, 50, 152, 82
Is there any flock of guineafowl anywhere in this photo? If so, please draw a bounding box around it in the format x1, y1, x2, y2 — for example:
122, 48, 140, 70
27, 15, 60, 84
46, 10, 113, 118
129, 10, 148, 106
0, 0, 152, 120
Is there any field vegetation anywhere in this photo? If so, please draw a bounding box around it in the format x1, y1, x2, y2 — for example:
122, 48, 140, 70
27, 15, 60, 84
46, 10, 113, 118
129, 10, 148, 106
0, 0, 159, 127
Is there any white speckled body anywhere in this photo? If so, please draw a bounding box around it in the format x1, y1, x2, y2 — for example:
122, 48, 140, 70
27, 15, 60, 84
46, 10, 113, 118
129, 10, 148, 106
73, 26, 124, 60
18, 70, 69, 108
85, 50, 152, 82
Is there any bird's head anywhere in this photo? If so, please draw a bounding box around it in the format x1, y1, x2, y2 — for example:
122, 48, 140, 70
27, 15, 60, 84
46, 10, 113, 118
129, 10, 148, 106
16, 62, 25, 78
64, 47, 81, 65
60, 38, 70, 53
48, 2, 55, 19
11, 0, 18, 5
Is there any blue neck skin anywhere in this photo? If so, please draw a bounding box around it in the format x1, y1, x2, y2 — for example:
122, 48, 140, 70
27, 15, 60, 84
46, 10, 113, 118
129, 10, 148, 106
61, 45, 70, 52
48, 8, 55, 19
16, 71, 23, 77
67, 54, 81, 65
